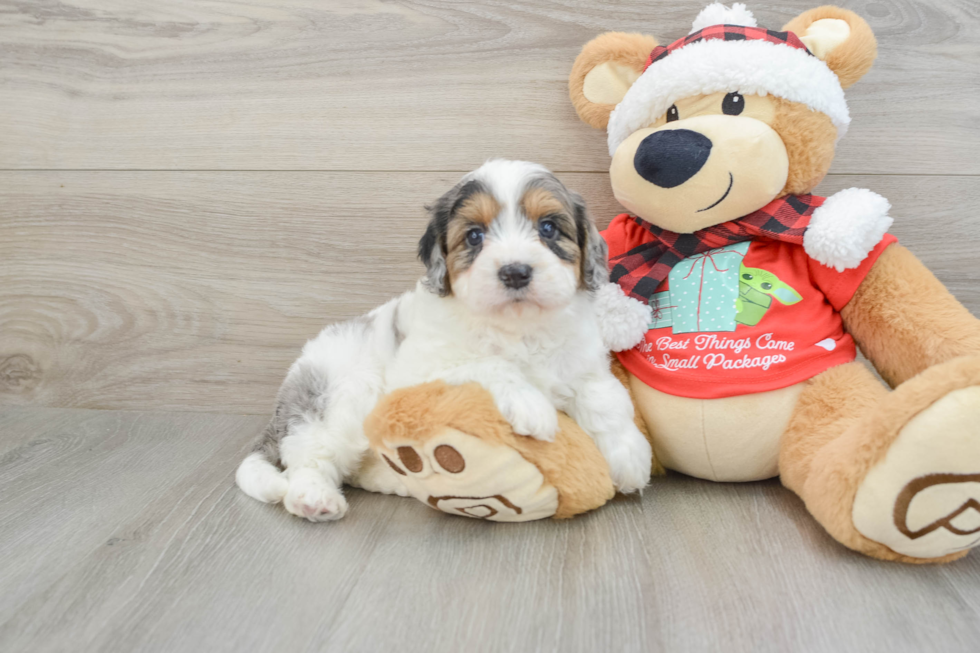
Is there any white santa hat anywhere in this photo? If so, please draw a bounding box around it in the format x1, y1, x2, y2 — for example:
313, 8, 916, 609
606, 3, 850, 156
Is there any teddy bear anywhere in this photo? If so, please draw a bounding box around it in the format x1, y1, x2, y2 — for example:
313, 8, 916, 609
364, 2, 980, 564
565, 2, 980, 562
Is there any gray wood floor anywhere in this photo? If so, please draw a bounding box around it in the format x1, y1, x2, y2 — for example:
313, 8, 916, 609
2, 1, 980, 651
3, 406, 980, 653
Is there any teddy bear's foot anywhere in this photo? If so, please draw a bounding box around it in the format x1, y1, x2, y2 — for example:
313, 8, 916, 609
378, 428, 560, 522
852, 386, 980, 559
347, 451, 412, 497
365, 381, 615, 521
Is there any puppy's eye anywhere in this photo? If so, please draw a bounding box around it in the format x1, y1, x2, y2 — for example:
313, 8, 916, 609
666, 105, 679, 122
761, 282, 772, 290
722, 92, 744, 116
538, 219, 558, 240
465, 228, 484, 247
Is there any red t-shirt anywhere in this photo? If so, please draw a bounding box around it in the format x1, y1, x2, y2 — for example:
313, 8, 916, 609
603, 214, 896, 399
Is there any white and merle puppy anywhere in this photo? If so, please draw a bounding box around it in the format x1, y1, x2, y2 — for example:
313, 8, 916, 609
236, 160, 653, 521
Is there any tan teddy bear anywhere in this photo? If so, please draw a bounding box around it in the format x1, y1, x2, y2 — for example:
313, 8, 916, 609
568, 2, 980, 562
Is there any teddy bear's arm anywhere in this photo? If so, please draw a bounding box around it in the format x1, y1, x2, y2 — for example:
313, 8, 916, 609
841, 244, 980, 388
594, 282, 653, 351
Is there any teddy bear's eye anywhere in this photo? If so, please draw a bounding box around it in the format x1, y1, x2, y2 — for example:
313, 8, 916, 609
722, 92, 744, 116
742, 273, 753, 280
666, 105, 679, 122
761, 282, 772, 290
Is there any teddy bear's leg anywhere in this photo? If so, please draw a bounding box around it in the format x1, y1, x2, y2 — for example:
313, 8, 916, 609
363, 382, 615, 521
780, 357, 980, 563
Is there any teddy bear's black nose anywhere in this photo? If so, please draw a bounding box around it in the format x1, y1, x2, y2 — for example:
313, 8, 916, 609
633, 129, 713, 188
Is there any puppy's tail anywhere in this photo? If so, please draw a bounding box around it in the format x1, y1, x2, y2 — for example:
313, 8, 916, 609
236, 422, 289, 504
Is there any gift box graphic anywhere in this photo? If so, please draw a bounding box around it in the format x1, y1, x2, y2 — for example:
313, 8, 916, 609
648, 242, 749, 334
649, 291, 675, 330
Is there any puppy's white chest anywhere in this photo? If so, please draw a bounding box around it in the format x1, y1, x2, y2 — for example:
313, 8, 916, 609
508, 337, 582, 401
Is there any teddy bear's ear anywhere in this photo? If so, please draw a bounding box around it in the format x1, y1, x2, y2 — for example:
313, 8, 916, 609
783, 6, 877, 89
569, 32, 658, 130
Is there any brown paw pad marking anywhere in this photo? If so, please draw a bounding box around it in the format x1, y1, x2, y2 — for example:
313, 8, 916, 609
428, 494, 523, 519
434, 445, 465, 473
894, 473, 980, 539
382, 454, 406, 475
383, 445, 466, 475
397, 446, 423, 473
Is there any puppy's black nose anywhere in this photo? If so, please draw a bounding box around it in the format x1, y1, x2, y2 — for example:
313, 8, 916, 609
498, 263, 533, 290
633, 129, 712, 188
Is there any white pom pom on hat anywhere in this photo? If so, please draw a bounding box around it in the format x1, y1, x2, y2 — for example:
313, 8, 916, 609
690, 2, 757, 33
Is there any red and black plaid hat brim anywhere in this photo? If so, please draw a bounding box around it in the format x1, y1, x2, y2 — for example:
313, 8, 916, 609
645, 24, 812, 70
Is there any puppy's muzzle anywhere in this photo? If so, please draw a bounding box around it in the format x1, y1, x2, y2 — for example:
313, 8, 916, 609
498, 263, 533, 290
634, 129, 712, 188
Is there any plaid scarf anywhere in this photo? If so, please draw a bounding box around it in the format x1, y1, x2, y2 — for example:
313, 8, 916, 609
609, 194, 825, 301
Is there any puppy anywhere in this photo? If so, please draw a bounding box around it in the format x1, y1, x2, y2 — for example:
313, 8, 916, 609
236, 160, 653, 521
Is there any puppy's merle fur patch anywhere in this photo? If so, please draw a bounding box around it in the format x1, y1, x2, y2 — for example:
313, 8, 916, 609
419, 179, 493, 296
523, 174, 608, 292
253, 361, 331, 469
446, 190, 499, 284
576, 199, 609, 292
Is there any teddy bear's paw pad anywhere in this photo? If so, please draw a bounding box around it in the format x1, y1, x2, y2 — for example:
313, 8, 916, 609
376, 428, 558, 522
853, 386, 980, 559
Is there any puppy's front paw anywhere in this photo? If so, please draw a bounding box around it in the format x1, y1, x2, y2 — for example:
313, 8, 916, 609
603, 429, 653, 494
283, 470, 349, 522
497, 388, 559, 442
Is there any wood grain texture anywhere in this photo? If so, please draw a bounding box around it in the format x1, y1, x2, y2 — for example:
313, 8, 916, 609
1, 0, 978, 174
0, 407, 263, 635
1, 406, 979, 653
3, 2, 980, 651
2, 171, 978, 414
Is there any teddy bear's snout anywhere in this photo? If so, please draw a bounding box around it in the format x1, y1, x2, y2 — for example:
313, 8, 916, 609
633, 128, 712, 188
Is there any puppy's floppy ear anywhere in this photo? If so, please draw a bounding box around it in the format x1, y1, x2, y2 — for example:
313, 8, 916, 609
569, 32, 658, 130
419, 179, 488, 296
783, 6, 877, 89
572, 192, 609, 292
419, 190, 453, 297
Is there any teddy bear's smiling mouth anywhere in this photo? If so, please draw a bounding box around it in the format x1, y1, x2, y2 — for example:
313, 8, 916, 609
697, 172, 734, 213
